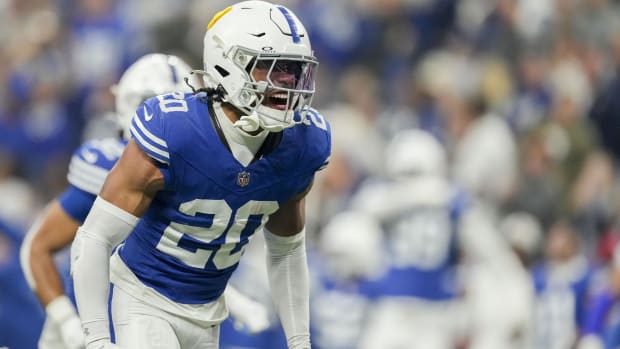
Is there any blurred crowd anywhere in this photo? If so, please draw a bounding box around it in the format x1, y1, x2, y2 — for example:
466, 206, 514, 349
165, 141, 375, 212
2, 0, 620, 348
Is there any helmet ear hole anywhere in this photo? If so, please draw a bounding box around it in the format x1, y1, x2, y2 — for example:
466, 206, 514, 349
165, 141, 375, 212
215, 65, 230, 78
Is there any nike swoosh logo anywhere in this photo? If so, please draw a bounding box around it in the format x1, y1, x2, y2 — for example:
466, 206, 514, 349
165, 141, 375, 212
81, 149, 98, 164
144, 106, 153, 121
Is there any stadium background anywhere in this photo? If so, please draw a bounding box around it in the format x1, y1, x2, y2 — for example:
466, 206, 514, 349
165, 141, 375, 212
2, 0, 620, 348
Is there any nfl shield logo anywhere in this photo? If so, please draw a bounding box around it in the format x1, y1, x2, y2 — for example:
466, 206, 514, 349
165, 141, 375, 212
237, 171, 251, 187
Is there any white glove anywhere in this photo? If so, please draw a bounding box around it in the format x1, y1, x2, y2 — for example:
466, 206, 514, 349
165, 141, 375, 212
86, 339, 123, 349
225, 286, 271, 334
46, 295, 85, 349
577, 335, 604, 349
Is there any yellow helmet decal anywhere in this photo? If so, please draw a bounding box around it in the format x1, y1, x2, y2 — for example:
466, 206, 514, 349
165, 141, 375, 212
207, 6, 233, 30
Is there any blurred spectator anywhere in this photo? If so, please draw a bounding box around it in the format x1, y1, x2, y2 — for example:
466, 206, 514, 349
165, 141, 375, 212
529, 219, 595, 349
578, 243, 620, 349
589, 34, 620, 164
441, 91, 518, 211
0, 150, 41, 230
504, 128, 563, 229
506, 51, 553, 135
570, 151, 620, 255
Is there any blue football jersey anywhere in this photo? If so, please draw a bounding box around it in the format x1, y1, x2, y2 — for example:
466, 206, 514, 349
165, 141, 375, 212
66, 138, 126, 196
58, 137, 126, 306
374, 191, 467, 300
122, 92, 331, 304
531, 258, 593, 349
582, 289, 618, 338
308, 254, 381, 349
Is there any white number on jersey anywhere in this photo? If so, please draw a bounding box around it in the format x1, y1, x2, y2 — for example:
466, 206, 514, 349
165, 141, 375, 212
155, 199, 279, 269
90, 139, 124, 161
534, 288, 577, 348
302, 109, 327, 130
157, 91, 188, 113
390, 209, 452, 269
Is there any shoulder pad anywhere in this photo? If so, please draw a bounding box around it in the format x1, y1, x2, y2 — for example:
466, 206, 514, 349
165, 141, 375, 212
300, 108, 331, 172
67, 138, 124, 195
129, 92, 195, 164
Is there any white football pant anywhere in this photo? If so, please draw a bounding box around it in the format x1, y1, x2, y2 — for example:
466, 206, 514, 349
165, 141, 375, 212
359, 297, 465, 349
112, 286, 220, 349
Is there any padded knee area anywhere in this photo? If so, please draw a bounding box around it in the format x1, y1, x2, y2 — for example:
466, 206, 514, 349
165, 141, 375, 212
115, 315, 180, 349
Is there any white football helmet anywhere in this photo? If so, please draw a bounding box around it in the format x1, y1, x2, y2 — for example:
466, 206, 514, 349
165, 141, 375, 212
203, 1, 318, 132
114, 53, 194, 140
319, 211, 385, 280
385, 129, 447, 179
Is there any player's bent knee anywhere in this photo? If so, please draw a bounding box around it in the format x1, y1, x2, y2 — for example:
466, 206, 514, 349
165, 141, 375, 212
115, 315, 180, 349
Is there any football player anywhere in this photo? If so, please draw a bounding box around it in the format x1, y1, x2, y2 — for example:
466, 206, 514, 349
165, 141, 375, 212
21, 53, 269, 349
70, 2, 330, 349
309, 211, 385, 349
352, 129, 531, 349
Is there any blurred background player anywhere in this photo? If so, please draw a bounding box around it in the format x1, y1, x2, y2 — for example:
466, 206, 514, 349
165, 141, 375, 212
18, 53, 195, 349
20, 53, 269, 349
351, 128, 532, 349
308, 210, 385, 349
71, 1, 329, 348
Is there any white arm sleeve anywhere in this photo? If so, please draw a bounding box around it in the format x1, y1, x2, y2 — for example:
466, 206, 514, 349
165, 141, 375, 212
459, 206, 522, 269
264, 228, 310, 349
71, 196, 138, 345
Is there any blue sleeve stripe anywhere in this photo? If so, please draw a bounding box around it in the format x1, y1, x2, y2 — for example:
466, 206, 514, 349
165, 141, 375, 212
67, 156, 109, 194
133, 114, 168, 147
67, 163, 106, 194
58, 186, 97, 222
130, 124, 170, 163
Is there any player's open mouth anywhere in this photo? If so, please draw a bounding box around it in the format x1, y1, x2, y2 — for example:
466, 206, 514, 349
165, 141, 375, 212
265, 92, 288, 110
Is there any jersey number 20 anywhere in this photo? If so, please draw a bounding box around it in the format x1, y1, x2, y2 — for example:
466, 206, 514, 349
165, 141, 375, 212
156, 199, 279, 270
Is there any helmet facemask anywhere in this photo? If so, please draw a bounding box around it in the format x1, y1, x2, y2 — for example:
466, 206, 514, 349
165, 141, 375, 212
223, 46, 318, 132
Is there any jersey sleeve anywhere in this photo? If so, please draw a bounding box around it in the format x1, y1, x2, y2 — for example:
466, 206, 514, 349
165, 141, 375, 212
303, 108, 332, 173
67, 141, 114, 195
58, 185, 97, 222
129, 98, 171, 164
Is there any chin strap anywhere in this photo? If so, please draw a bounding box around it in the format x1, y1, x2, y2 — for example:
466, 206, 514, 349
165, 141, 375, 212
234, 111, 290, 133
234, 112, 262, 133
